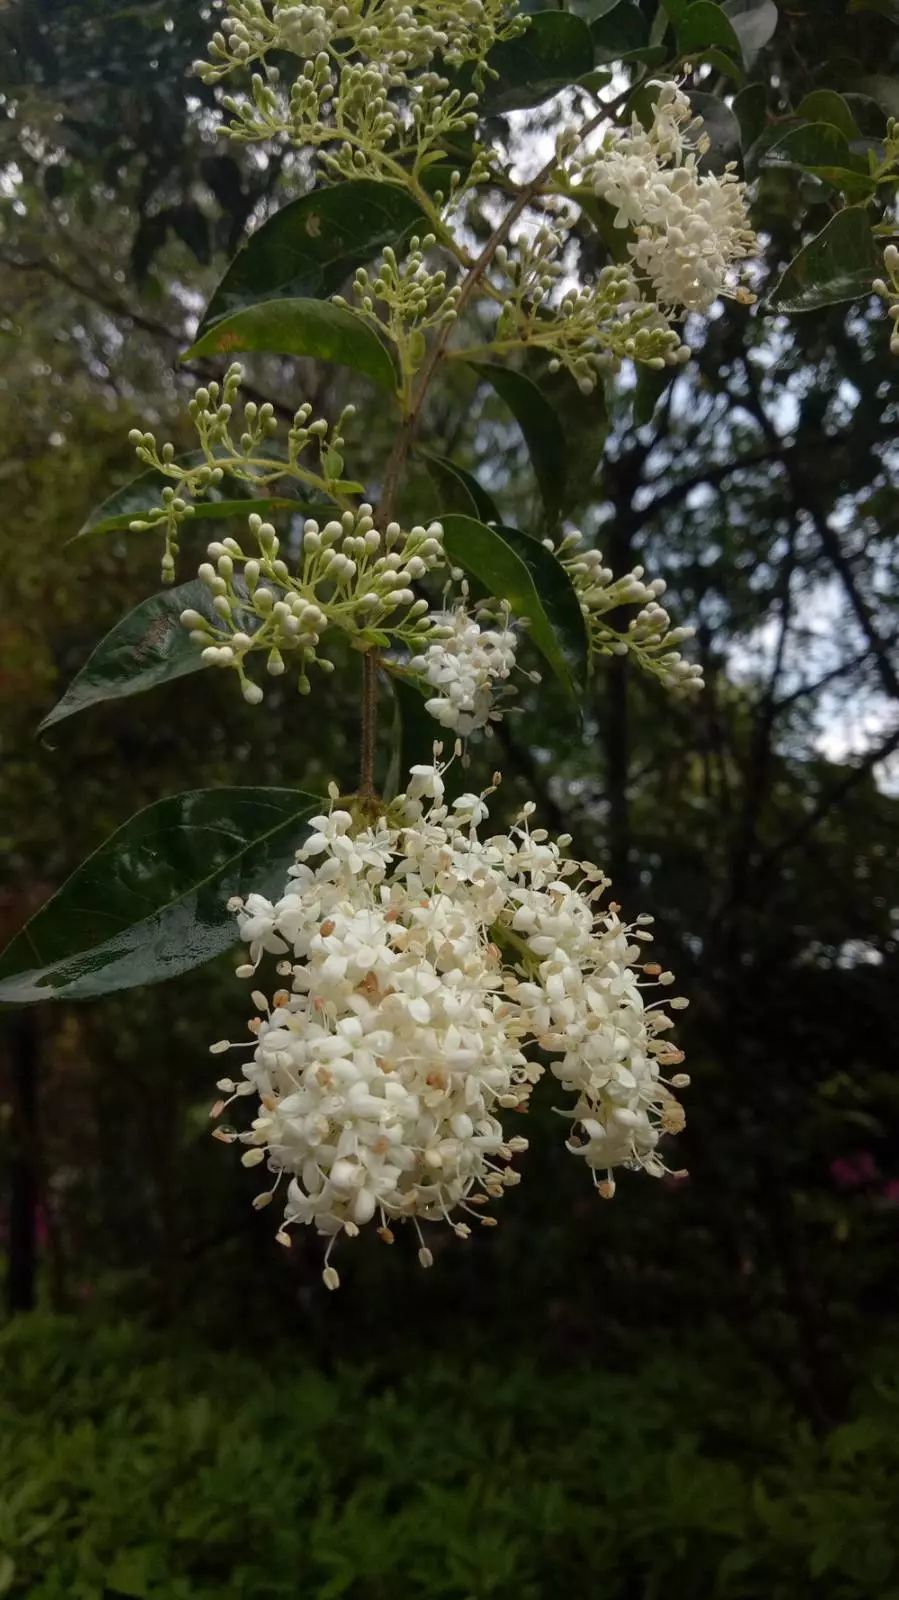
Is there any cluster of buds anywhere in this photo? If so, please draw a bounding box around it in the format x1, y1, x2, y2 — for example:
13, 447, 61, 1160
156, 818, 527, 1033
194, 0, 521, 179
545, 532, 704, 693
209, 759, 689, 1285
874, 242, 899, 356
335, 237, 463, 383
493, 229, 690, 391
128, 365, 352, 582
182, 506, 448, 703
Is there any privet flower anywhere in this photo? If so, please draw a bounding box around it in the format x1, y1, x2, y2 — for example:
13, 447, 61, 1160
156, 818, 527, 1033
580, 83, 757, 315
209, 759, 689, 1286
407, 600, 523, 733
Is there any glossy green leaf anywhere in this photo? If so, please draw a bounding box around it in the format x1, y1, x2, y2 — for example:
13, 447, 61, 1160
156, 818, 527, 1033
0, 788, 321, 1004
687, 44, 745, 81
795, 90, 861, 141
590, 1, 648, 61
182, 298, 397, 391
418, 450, 501, 524
469, 362, 566, 520
440, 514, 588, 700
721, 0, 778, 64
733, 83, 768, 150
482, 12, 595, 111
71, 453, 299, 544
197, 182, 426, 335
761, 122, 872, 195
660, 0, 690, 17
677, 2, 742, 59
768, 205, 882, 313
38, 581, 223, 732
520, 357, 609, 513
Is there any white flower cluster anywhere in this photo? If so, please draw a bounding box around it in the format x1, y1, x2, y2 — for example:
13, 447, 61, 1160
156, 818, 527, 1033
580, 83, 757, 315
407, 601, 521, 734
182, 504, 447, 702
873, 242, 899, 356
210, 761, 689, 1285
545, 531, 703, 693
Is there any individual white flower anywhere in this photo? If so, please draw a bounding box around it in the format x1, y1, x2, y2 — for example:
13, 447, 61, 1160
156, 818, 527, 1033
408, 602, 520, 734
210, 761, 689, 1284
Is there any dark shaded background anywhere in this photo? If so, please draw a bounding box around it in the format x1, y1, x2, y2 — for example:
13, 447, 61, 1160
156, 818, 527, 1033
1, 2, 899, 1595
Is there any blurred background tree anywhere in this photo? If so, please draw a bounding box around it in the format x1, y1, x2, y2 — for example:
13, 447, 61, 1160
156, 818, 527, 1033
2, 1, 899, 1595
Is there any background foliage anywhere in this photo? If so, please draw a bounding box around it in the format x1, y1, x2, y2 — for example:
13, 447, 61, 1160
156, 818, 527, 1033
1, 0, 899, 1594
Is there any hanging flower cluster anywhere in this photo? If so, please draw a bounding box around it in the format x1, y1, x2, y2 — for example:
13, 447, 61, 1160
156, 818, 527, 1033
544, 531, 704, 693
578, 83, 757, 315
210, 760, 689, 1286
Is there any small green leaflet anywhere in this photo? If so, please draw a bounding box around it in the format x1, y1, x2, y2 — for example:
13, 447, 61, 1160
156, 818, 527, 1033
0, 788, 321, 1004
183, 298, 398, 392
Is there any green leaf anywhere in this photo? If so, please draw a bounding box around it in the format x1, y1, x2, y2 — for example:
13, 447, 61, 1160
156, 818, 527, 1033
853, 75, 899, 118
761, 122, 873, 195
0, 788, 321, 1004
440, 514, 588, 701
469, 362, 566, 520
197, 182, 426, 335
182, 298, 398, 392
418, 450, 501, 523
733, 83, 768, 150
569, 0, 622, 16
71, 450, 301, 543
795, 90, 861, 141
520, 356, 609, 513
721, 0, 778, 64
590, 0, 648, 61
768, 205, 882, 313
687, 45, 745, 81
482, 12, 595, 111
39, 580, 222, 732
677, 2, 743, 60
